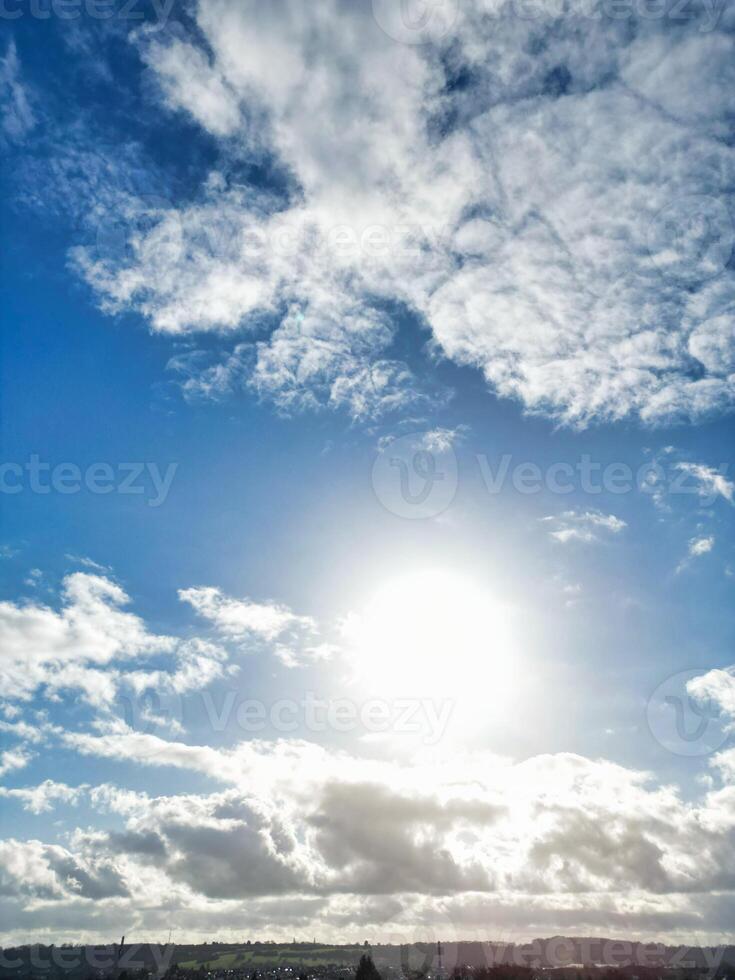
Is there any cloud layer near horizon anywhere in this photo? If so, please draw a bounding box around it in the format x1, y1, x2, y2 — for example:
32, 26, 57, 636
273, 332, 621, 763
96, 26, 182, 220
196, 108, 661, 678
1, 572, 735, 945
4, 731, 735, 944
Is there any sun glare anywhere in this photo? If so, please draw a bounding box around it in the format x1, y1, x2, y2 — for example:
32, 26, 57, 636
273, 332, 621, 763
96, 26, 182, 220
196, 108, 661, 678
347, 568, 518, 705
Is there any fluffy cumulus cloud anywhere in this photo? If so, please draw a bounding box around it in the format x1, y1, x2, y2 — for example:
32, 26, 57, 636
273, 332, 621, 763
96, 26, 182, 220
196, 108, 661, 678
0, 837, 129, 903
689, 667, 735, 726
4, 735, 735, 944
0, 573, 174, 705
0, 747, 33, 779
0, 573, 237, 710
65, 0, 735, 426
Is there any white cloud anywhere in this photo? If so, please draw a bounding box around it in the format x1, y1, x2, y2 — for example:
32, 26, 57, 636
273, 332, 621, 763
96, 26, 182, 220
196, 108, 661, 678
0, 837, 128, 902
0, 573, 175, 705
124, 638, 234, 702
690, 535, 715, 558
420, 428, 466, 453
674, 462, 735, 504
66, 0, 735, 426
250, 309, 430, 420
688, 667, 735, 727
0, 747, 33, 779
179, 585, 332, 666
2, 733, 732, 942
0, 573, 238, 715
180, 585, 314, 641
64, 554, 113, 573
0, 571, 337, 729
0, 779, 86, 814
142, 38, 243, 138
676, 534, 716, 573
0, 719, 48, 744
2, 650, 735, 941
0, 42, 35, 143
542, 509, 627, 544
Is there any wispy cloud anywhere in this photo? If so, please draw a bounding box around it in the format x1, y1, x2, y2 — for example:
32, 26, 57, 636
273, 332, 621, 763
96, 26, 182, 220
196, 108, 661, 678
64, 554, 113, 573
179, 585, 334, 668
674, 462, 734, 504
0, 779, 86, 814
0, 42, 35, 144
542, 509, 627, 545
179, 586, 315, 642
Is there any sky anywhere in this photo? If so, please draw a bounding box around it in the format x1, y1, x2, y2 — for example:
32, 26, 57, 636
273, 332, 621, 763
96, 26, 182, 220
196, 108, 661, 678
1, 0, 735, 950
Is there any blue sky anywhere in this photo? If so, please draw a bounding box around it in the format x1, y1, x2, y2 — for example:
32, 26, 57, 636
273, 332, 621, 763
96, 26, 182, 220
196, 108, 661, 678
1, 0, 735, 948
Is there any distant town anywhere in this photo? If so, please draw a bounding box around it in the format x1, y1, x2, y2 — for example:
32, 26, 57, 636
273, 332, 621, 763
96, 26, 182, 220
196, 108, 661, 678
1, 940, 734, 980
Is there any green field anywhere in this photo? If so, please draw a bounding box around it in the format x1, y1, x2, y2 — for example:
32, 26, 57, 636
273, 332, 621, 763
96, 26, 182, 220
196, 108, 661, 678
177, 945, 361, 971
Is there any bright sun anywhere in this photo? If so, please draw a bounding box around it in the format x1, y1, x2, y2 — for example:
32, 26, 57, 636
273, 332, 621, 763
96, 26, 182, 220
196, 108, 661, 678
346, 568, 518, 705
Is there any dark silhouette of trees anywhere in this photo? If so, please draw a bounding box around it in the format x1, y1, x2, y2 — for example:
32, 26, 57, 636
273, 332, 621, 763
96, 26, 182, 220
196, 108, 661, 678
355, 955, 381, 980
